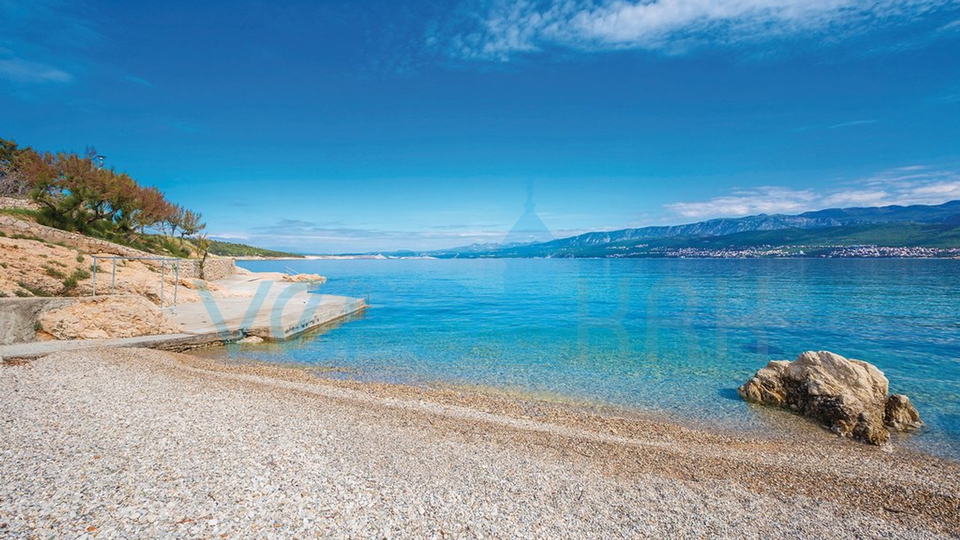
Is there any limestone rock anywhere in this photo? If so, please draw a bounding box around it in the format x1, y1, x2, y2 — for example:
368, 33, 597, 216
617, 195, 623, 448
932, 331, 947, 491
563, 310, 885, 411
38, 296, 179, 340
281, 273, 326, 284
738, 351, 921, 445
884, 394, 923, 431
241, 335, 264, 344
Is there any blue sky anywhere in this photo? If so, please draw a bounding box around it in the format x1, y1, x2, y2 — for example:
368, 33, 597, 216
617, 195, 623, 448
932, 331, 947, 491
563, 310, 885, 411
2, 0, 960, 253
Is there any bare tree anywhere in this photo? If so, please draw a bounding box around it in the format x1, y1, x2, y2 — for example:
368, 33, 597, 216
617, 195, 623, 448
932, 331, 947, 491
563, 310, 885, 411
0, 163, 31, 197
0, 138, 32, 198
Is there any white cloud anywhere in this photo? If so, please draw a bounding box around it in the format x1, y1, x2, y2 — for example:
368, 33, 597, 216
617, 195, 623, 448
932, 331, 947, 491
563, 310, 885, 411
665, 166, 960, 219
938, 17, 960, 31
819, 189, 890, 207
453, 0, 957, 59
827, 119, 878, 129
0, 57, 73, 83
237, 218, 530, 253
122, 75, 154, 87
666, 186, 819, 218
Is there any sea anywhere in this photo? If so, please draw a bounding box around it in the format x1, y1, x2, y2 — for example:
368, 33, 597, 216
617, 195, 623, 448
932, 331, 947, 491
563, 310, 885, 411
227, 258, 960, 460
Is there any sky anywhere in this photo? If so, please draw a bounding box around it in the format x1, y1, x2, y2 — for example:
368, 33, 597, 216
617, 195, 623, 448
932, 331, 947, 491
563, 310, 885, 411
2, 0, 960, 253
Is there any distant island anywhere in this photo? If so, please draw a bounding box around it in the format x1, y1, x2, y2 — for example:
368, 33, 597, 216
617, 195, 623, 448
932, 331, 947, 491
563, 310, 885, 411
349, 200, 960, 259
206, 240, 303, 259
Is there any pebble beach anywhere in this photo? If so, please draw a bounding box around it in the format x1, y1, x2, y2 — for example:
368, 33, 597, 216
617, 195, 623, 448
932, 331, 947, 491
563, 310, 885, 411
1, 347, 958, 539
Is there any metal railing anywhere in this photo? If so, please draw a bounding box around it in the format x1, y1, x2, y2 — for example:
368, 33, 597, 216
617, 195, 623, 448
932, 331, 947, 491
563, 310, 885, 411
91, 255, 183, 307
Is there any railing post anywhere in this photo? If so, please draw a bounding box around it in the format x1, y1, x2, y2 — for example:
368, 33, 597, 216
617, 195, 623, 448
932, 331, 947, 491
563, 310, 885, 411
160, 261, 165, 307
92, 256, 98, 296
174, 261, 179, 306
90, 256, 184, 303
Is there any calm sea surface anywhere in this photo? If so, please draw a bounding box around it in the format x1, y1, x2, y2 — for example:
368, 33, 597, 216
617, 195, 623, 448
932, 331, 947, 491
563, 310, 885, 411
232, 258, 960, 459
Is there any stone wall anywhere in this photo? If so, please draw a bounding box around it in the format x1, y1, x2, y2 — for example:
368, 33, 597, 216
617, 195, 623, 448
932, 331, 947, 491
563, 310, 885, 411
0, 196, 40, 211
0, 215, 154, 258
0, 298, 74, 345
201, 258, 236, 281
174, 258, 236, 281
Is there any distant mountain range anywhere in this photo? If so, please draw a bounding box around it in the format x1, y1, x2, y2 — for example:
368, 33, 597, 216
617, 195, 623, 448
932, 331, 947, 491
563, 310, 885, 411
352, 200, 960, 259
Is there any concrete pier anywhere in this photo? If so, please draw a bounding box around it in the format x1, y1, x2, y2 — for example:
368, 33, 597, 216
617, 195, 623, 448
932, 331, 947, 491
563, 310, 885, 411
166, 272, 367, 340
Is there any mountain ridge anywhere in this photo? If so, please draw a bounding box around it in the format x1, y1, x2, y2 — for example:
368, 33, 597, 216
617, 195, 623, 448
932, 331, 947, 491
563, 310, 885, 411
531, 200, 960, 249
339, 200, 960, 258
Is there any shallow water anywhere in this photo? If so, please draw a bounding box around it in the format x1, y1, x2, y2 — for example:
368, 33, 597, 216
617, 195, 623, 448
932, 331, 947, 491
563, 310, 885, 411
230, 258, 960, 460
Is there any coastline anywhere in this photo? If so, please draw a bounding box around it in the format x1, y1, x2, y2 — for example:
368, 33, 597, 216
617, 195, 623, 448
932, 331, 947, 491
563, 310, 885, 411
190, 341, 937, 449
235, 255, 960, 261
2, 347, 958, 538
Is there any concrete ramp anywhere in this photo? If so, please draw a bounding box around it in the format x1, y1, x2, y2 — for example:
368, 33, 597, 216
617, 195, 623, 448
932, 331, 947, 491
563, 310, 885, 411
165, 273, 367, 341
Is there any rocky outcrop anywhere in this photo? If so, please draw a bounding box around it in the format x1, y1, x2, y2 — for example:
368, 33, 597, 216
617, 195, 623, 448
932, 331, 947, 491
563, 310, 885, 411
885, 394, 923, 431
0, 215, 236, 283
0, 196, 40, 211
738, 351, 922, 445
38, 296, 179, 340
281, 273, 326, 284
0, 298, 74, 345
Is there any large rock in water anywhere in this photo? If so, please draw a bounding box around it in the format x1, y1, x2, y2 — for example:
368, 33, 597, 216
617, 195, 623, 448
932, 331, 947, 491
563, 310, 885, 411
738, 351, 922, 445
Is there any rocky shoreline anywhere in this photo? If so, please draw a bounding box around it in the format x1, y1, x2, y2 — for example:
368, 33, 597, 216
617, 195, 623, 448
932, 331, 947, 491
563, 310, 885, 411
1, 347, 958, 538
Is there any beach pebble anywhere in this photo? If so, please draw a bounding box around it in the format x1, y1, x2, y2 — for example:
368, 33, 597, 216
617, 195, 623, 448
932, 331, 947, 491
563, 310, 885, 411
0, 347, 955, 539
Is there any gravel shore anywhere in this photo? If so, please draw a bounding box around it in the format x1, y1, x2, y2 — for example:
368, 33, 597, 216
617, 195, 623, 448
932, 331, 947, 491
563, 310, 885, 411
1, 347, 958, 539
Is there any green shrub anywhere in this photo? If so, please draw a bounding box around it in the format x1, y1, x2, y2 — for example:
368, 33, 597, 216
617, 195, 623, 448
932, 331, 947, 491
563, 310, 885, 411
12, 233, 45, 243
76, 253, 84, 263
17, 281, 51, 297
61, 268, 91, 295
158, 236, 190, 258
0, 208, 39, 220
43, 265, 66, 279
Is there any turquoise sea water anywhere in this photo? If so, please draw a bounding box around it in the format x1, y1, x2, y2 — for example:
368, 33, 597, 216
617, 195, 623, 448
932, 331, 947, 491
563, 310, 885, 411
234, 258, 960, 459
